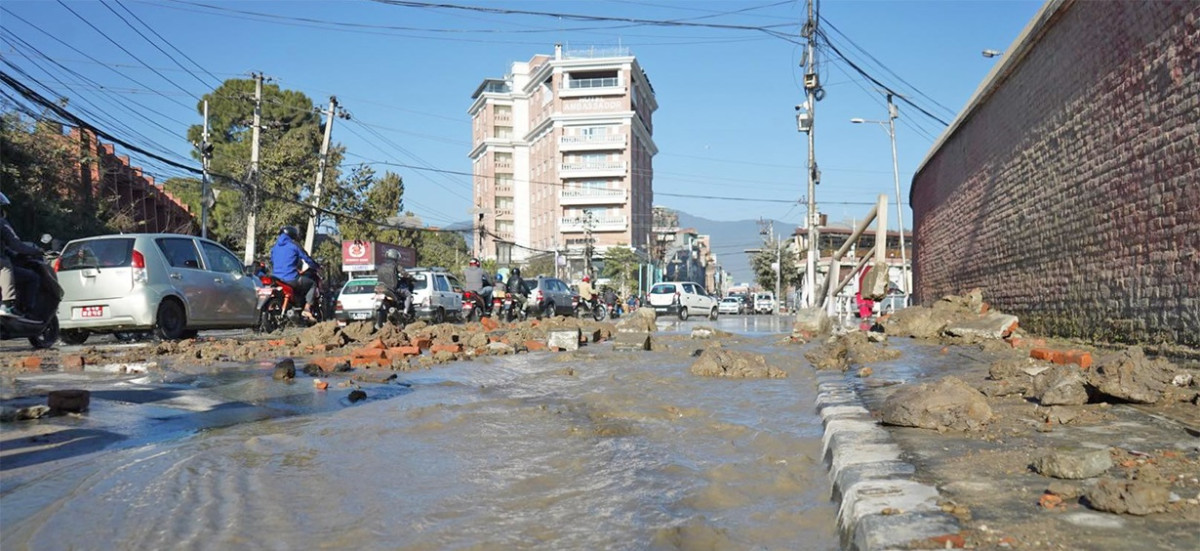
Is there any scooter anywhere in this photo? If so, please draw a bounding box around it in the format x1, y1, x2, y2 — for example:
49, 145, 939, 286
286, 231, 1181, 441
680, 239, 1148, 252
1, 235, 62, 349
255, 268, 323, 332
575, 296, 607, 321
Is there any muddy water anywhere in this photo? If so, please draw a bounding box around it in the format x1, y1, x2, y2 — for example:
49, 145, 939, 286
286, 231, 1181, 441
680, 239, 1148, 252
1, 319, 838, 550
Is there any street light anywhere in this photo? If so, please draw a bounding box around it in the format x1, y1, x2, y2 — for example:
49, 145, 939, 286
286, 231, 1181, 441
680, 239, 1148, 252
850, 94, 909, 300
982, 49, 1003, 58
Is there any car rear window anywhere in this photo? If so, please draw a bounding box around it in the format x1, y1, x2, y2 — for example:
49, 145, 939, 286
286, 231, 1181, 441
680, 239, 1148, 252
411, 273, 429, 290
59, 238, 134, 271
342, 281, 377, 294
651, 284, 676, 294
722, 298, 739, 303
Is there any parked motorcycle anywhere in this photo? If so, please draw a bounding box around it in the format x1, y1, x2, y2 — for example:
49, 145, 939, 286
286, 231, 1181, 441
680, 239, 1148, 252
1, 235, 62, 349
255, 268, 323, 332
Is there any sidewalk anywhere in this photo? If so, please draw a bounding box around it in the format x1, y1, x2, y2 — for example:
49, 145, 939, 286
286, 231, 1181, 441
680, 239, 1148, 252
815, 334, 1199, 550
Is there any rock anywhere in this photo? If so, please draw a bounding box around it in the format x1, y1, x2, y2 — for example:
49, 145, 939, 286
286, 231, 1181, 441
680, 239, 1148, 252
792, 307, 831, 336
480, 316, 500, 331
486, 342, 516, 355
1042, 406, 1080, 425
47, 389, 90, 413
548, 329, 582, 351
977, 379, 1031, 397
340, 321, 377, 343
352, 372, 397, 384
944, 311, 1019, 340
1046, 481, 1082, 499
690, 348, 786, 379
465, 332, 490, 349
1086, 346, 1177, 404
616, 307, 657, 333
1037, 367, 1090, 406
1032, 448, 1113, 479
882, 306, 955, 339
0, 405, 51, 422
880, 376, 992, 431
1084, 478, 1170, 515
857, 367, 873, 378
268, 358, 296, 380
866, 331, 886, 343
348, 389, 367, 403
988, 358, 1036, 380
803, 331, 900, 371
298, 321, 349, 348
612, 332, 652, 351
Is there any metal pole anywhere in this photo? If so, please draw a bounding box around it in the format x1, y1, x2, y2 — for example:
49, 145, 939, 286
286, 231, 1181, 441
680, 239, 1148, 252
200, 99, 209, 239
887, 94, 909, 298
305, 96, 337, 252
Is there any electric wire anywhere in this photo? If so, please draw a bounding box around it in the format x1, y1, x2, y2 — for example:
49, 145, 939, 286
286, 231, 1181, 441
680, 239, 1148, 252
97, 0, 212, 90
113, 0, 225, 86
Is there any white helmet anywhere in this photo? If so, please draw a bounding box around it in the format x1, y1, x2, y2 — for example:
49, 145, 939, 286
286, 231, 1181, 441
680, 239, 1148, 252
0, 192, 9, 206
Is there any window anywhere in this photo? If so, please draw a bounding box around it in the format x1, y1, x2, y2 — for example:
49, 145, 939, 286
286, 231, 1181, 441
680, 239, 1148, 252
59, 238, 133, 271
435, 275, 450, 292
157, 238, 203, 269
580, 126, 609, 137
201, 242, 244, 276
412, 273, 430, 291
447, 276, 463, 293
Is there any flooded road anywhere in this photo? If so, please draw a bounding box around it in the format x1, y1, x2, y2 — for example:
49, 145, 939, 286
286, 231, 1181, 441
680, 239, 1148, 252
1, 317, 838, 550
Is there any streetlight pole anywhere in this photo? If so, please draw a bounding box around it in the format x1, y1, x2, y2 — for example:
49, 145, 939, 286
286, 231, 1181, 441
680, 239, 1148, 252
850, 93, 909, 301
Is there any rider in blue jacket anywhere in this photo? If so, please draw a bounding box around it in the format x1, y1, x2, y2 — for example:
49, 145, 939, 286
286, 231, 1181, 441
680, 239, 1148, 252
270, 226, 320, 321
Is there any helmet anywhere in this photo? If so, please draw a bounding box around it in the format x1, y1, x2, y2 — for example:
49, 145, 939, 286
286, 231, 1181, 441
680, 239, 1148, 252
582, 275, 590, 282
384, 248, 401, 260
511, 268, 521, 278
469, 258, 480, 267
281, 226, 300, 241
495, 273, 504, 282
0, 192, 9, 206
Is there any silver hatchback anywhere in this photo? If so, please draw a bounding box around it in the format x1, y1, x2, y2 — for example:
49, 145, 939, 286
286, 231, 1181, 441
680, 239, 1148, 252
56, 233, 259, 343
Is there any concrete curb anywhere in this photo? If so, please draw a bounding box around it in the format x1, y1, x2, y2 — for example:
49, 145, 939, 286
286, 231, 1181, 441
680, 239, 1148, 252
815, 371, 961, 550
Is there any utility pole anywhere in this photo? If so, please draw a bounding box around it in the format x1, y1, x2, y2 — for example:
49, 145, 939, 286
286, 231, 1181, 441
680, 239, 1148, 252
801, 0, 821, 308
243, 72, 263, 265
583, 209, 595, 278
199, 99, 213, 239
759, 219, 782, 316
886, 94, 909, 298
305, 96, 343, 252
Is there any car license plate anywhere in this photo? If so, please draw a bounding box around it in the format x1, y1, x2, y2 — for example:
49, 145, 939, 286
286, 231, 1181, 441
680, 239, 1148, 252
79, 306, 105, 318
350, 312, 371, 320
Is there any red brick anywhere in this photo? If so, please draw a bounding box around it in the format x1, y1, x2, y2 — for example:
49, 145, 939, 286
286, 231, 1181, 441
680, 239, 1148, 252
351, 357, 390, 368
352, 348, 387, 359
928, 533, 966, 548
309, 356, 351, 373
480, 317, 499, 331
431, 343, 462, 354
1030, 348, 1055, 361
1065, 350, 1093, 369
305, 343, 336, 353
267, 339, 286, 346
413, 338, 433, 350
524, 340, 547, 352
21, 356, 42, 370
364, 338, 386, 350
314, 380, 329, 390
61, 355, 86, 371
387, 346, 420, 359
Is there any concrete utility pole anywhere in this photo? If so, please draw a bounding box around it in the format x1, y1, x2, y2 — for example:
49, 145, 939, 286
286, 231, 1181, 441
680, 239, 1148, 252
759, 219, 782, 316
305, 96, 340, 252
801, 0, 821, 308
886, 94, 910, 298
199, 100, 212, 239
583, 209, 595, 278
243, 72, 263, 265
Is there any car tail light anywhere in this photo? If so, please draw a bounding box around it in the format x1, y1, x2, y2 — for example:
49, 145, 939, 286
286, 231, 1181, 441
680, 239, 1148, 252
53, 257, 61, 272
335, 300, 344, 312
536, 290, 544, 302
131, 249, 148, 285
673, 291, 680, 304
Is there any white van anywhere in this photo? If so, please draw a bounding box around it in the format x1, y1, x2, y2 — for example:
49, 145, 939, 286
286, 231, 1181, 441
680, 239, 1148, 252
753, 292, 775, 314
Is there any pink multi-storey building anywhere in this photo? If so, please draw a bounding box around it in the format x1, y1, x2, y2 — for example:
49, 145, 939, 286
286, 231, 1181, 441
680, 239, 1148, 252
468, 45, 658, 270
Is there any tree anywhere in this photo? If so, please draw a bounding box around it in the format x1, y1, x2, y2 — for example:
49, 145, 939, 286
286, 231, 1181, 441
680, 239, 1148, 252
415, 230, 469, 275
601, 246, 640, 294
751, 244, 799, 294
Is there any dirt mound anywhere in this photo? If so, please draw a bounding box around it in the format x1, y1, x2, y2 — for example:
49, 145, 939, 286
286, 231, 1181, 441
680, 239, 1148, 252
880, 376, 992, 431
803, 331, 901, 371
690, 347, 786, 379
298, 322, 349, 348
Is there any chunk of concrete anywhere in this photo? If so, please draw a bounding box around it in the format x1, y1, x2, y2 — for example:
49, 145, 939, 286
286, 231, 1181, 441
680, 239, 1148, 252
47, 389, 90, 413
1086, 346, 1177, 404
612, 332, 652, 351
616, 307, 657, 333
1084, 478, 1170, 515
792, 307, 831, 336
880, 377, 992, 431
943, 312, 1019, 340
1033, 448, 1113, 479
268, 358, 296, 380
548, 329, 582, 351
1037, 368, 1090, 406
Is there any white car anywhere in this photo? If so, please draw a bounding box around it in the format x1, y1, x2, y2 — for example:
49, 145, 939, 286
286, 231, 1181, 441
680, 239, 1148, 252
717, 297, 744, 315
333, 277, 379, 325
753, 292, 776, 314
647, 281, 718, 321
408, 267, 463, 323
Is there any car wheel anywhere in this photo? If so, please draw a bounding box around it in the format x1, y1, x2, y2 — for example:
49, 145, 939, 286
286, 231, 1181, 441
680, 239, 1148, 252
709, 307, 718, 321
678, 306, 689, 321
29, 316, 59, 349
432, 307, 445, 325
60, 329, 89, 345
154, 299, 187, 340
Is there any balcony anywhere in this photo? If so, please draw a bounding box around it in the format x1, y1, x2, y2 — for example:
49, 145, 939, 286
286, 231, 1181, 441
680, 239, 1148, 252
560, 160, 626, 178
559, 77, 626, 98
559, 188, 625, 206
494, 207, 514, 218
560, 215, 628, 232
559, 134, 625, 151
494, 160, 513, 170
495, 184, 513, 194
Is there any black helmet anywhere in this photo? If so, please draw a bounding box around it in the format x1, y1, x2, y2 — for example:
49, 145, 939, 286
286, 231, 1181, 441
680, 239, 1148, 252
385, 248, 401, 260
281, 226, 300, 241
511, 267, 520, 278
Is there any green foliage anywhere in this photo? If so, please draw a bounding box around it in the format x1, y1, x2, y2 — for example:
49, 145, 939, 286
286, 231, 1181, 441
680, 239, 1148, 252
601, 246, 641, 294
415, 230, 469, 276
522, 253, 557, 279
751, 245, 799, 292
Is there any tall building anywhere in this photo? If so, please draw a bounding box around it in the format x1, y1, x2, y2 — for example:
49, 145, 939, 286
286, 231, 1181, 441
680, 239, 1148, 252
468, 44, 657, 273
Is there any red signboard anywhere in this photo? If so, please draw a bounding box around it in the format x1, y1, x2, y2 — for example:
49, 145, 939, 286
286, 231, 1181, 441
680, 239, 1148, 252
341, 240, 416, 272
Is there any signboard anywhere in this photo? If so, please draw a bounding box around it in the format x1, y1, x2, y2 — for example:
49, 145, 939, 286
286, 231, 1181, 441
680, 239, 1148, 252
341, 240, 417, 272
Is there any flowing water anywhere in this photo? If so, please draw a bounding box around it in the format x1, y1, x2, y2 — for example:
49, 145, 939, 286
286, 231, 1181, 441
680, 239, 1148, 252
1, 317, 838, 550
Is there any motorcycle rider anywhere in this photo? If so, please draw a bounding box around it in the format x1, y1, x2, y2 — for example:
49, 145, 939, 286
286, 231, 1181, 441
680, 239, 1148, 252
0, 192, 42, 318
374, 248, 414, 329
507, 267, 527, 302
269, 225, 321, 322
577, 275, 596, 307
463, 257, 493, 313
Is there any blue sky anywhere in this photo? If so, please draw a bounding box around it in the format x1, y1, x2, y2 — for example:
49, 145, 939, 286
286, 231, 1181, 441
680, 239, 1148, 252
1, 0, 1042, 238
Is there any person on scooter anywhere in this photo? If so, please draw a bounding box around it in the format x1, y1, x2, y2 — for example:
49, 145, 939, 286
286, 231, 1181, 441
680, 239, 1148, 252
270, 225, 321, 322
0, 192, 42, 318
463, 257, 493, 313
577, 275, 596, 308
374, 248, 414, 328
507, 267, 527, 302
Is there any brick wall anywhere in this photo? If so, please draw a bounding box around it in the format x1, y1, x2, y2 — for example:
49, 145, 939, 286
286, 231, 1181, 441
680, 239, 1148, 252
911, 1, 1200, 346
